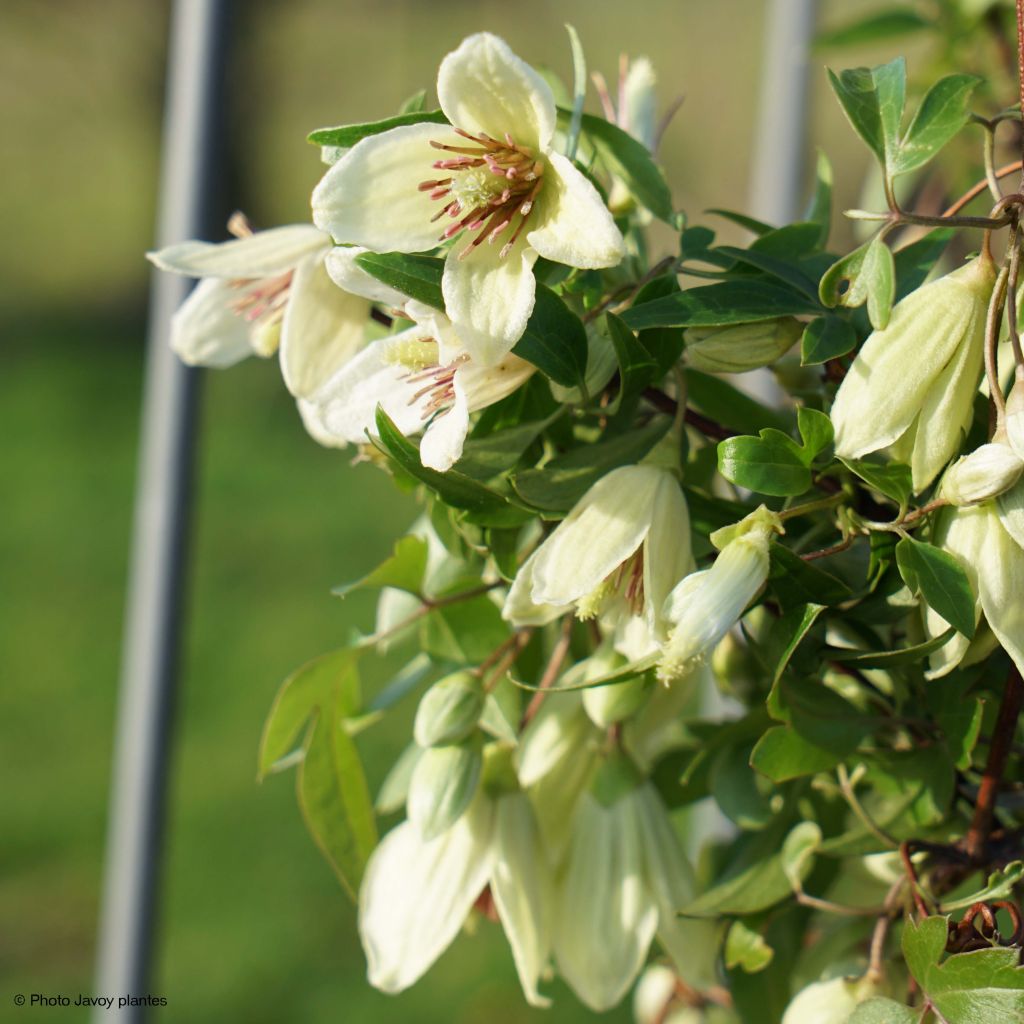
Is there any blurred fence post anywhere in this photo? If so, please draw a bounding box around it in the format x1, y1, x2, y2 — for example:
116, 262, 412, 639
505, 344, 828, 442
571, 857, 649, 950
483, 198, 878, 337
748, 0, 819, 225
93, 1, 230, 1020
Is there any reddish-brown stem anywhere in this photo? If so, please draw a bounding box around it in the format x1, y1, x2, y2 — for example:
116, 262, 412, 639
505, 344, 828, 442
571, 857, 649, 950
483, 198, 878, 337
520, 616, 575, 727
641, 387, 733, 440
944, 161, 1024, 217
965, 665, 1024, 861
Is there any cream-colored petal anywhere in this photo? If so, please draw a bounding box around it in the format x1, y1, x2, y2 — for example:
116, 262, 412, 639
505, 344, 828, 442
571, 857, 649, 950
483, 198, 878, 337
296, 397, 347, 449
312, 123, 464, 252
169, 277, 259, 367
437, 32, 556, 151
527, 152, 626, 269
642, 475, 695, 638
441, 235, 538, 365
358, 799, 496, 993
149, 224, 326, 277
457, 352, 535, 410
502, 547, 571, 627
554, 793, 659, 1011
324, 245, 415, 308
978, 512, 1024, 675
279, 254, 369, 398
420, 374, 471, 472
997, 475, 1024, 548
309, 329, 440, 445
491, 794, 552, 1008
531, 465, 666, 607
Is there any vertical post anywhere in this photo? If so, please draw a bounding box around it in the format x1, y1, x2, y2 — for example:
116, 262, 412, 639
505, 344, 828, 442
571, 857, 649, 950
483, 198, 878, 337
93, 2, 229, 1020
748, 0, 819, 225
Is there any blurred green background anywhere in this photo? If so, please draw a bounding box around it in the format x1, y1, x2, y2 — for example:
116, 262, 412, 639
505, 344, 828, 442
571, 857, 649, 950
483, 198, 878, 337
1, 1, 1006, 1021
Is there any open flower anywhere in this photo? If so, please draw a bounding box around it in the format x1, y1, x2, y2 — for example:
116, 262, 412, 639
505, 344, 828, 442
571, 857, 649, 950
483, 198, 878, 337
311, 32, 625, 365
830, 254, 996, 492
359, 786, 552, 1006
148, 215, 405, 399
502, 465, 694, 657
300, 300, 533, 471
658, 506, 783, 682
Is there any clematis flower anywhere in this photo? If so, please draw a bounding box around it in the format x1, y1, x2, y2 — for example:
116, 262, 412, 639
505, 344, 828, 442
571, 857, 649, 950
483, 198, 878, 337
359, 784, 552, 1006
502, 465, 694, 658
830, 254, 996, 492
311, 32, 625, 365
148, 215, 407, 399
300, 300, 533, 471
658, 506, 783, 683
552, 755, 714, 1012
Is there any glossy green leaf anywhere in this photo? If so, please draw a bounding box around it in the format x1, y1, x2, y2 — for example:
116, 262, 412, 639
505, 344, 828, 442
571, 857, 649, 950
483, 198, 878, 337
718, 431, 811, 496
892, 74, 982, 176
714, 243, 820, 300
904, 915, 1024, 1023
512, 283, 588, 388
827, 58, 906, 168
710, 741, 776, 830
825, 627, 954, 669
817, 10, 931, 49
607, 312, 660, 412
724, 920, 775, 973
895, 537, 976, 638
454, 417, 556, 480
706, 208, 774, 236
801, 315, 857, 365
421, 589, 509, 664
768, 545, 852, 608
840, 457, 912, 507
332, 535, 427, 599
767, 603, 826, 687
752, 725, 847, 782
684, 369, 789, 435
308, 109, 449, 148
797, 407, 834, 462
820, 234, 895, 329
355, 251, 444, 309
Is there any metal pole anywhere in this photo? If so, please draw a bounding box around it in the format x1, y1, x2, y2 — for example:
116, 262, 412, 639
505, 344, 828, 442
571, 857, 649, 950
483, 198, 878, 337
94, 2, 229, 1019
748, 0, 819, 225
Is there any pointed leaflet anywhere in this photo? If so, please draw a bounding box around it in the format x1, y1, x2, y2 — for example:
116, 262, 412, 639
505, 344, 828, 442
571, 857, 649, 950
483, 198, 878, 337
308, 109, 449, 148
895, 537, 976, 639
891, 74, 982, 176
332, 535, 428, 599
827, 58, 906, 169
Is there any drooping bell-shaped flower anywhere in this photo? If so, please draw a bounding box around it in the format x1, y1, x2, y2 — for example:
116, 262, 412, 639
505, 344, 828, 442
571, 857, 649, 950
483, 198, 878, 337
311, 32, 625, 365
503, 465, 694, 657
552, 754, 714, 1012
148, 215, 402, 398
657, 506, 782, 683
830, 254, 996, 492
301, 300, 533, 471
359, 755, 553, 1006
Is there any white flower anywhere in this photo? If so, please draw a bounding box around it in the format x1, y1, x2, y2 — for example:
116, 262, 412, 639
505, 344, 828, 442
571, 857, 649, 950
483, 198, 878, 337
311, 32, 625, 365
503, 465, 694, 657
148, 216, 403, 399
359, 788, 552, 1007
658, 506, 782, 683
924, 503, 1024, 678
553, 764, 712, 1012
830, 254, 996, 492
301, 300, 533, 471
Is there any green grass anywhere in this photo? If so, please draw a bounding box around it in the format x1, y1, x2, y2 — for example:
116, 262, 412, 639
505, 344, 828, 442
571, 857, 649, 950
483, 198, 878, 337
0, 324, 627, 1022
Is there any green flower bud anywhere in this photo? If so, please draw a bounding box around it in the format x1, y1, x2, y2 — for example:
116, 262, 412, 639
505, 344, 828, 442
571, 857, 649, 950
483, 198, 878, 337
782, 973, 886, 1024
582, 673, 654, 727
406, 738, 482, 841
684, 318, 802, 373
413, 670, 485, 747
941, 441, 1023, 507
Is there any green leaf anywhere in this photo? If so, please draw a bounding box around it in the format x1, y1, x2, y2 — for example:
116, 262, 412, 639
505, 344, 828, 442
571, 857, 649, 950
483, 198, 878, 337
817, 10, 931, 49
895, 537, 976, 639
862, 747, 954, 828
354, 251, 444, 309
803, 150, 833, 247
848, 997, 918, 1024
714, 242, 821, 300
512, 283, 588, 388
840, 457, 912, 507
454, 417, 556, 480
797, 407, 834, 462
718, 431, 811, 497
801, 315, 857, 365
892, 74, 982, 177
564, 24, 586, 162
397, 89, 428, 115
724, 920, 775, 973
332, 535, 427, 599
307, 109, 449, 148
943, 861, 1024, 912
827, 58, 906, 169
421, 588, 509, 665
706, 208, 773, 236
925, 676, 984, 771
768, 545, 852, 608
825, 627, 955, 669
566, 110, 674, 221
904, 915, 1024, 1024
752, 725, 848, 782
710, 741, 776, 830
258, 648, 362, 777
767, 603, 826, 687
780, 822, 822, 888
624, 279, 820, 330
512, 418, 670, 513
607, 312, 660, 412
373, 407, 522, 522
820, 234, 895, 329
894, 228, 954, 301
684, 369, 790, 435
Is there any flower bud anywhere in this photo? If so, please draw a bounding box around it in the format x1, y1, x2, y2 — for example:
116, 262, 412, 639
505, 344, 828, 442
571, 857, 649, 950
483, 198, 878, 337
684, 318, 802, 374
941, 441, 1023, 506
407, 738, 482, 841
413, 671, 485, 747
831, 254, 996, 492
583, 673, 654, 727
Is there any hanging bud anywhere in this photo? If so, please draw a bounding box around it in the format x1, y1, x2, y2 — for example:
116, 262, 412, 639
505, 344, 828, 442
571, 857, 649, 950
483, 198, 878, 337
830, 254, 996, 492
941, 441, 1023, 506
583, 672, 654, 727
406, 738, 482, 841
414, 671, 485, 747
684, 318, 802, 374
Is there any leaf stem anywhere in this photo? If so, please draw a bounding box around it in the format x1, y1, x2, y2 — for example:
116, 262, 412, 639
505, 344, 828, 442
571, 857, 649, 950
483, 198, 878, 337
984, 262, 1012, 421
